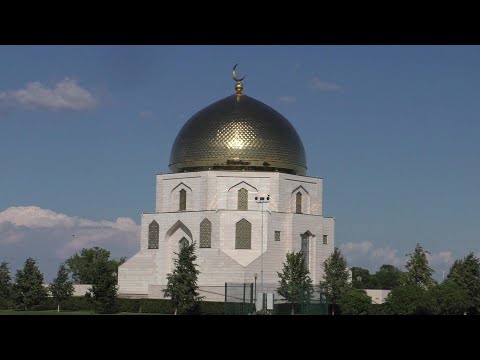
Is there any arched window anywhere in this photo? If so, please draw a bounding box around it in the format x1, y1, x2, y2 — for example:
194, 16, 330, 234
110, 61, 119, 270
238, 188, 248, 211
235, 218, 252, 249
200, 218, 212, 248
300, 233, 309, 268
296, 192, 302, 214
179, 237, 189, 251
148, 220, 159, 249
179, 189, 186, 211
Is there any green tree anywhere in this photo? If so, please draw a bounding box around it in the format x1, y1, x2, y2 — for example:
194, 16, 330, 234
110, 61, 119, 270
0, 261, 13, 309
405, 243, 436, 289
163, 242, 203, 315
13, 258, 48, 311
66, 247, 125, 284
49, 263, 74, 312
338, 288, 372, 315
88, 256, 119, 314
373, 264, 403, 290
447, 252, 480, 314
320, 247, 350, 315
384, 285, 432, 315
429, 280, 471, 315
277, 251, 313, 315
351, 267, 375, 289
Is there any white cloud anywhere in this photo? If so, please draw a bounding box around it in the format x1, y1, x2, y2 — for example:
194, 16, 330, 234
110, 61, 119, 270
0, 206, 75, 229
341, 241, 405, 270
138, 110, 154, 120
309, 77, 342, 92
0, 206, 139, 281
278, 96, 296, 104
427, 251, 454, 267
0, 78, 97, 112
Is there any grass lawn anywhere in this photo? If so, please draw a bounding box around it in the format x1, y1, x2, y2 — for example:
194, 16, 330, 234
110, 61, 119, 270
0, 309, 164, 315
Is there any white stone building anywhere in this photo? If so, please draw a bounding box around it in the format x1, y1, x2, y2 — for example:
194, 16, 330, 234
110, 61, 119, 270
118, 74, 335, 300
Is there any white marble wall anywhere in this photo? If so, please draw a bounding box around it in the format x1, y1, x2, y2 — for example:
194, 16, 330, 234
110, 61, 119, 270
118, 170, 335, 299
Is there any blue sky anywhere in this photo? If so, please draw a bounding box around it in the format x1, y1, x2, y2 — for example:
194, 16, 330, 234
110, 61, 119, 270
1, 45, 479, 282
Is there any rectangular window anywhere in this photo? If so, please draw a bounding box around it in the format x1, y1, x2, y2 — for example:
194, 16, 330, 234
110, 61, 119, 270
323, 235, 328, 245
275, 231, 281, 241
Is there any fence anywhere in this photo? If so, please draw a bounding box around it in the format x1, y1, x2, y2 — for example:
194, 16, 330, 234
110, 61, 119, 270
224, 283, 254, 315
223, 283, 328, 315
147, 283, 328, 315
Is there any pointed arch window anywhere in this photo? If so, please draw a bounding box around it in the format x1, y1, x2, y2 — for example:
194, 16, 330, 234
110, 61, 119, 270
200, 218, 212, 248
238, 188, 248, 210
179, 189, 186, 211
296, 192, 302, 214
179, 237, 189, 251
148, 220, 159, 249
235, 218, 251, 249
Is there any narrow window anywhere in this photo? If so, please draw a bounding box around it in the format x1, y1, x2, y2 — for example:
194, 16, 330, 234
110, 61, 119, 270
275, 231, 281, 242
179, 189, 186, 211
301, 233, 309, 268
238, 188, 248, 211
296, 192, 302, 214
323, 235, 328, 245
200, 218, 212, 248
148, 220, 159, 249
179, 237, 189, 251
235, 218, 251, 249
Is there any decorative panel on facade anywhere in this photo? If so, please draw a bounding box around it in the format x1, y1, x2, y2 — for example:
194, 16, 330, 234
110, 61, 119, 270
296, 192, 302, 214
200, 218, 212, 248
235, 218, 252, 249
179, 189, 186, 211
301, 233, 309, 267
148, 220, 159, 249
238, 188, 248, 211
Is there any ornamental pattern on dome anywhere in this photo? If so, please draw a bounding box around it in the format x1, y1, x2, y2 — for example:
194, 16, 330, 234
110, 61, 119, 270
169, 94, 307, 175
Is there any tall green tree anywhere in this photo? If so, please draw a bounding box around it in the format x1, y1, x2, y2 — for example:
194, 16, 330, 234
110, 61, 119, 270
373, 264, 403, 290
277, 251, 313, 315
447, 252, 480, 314
88, 256, 119, 314
429, 280, 471, 315
338, 288, 372, 315
405, 243, 436, 289
351, 267, 375, 289
13, 258, 48, 311
49, 263, 74, 312
66, 247, 126, 284
163, 242, 203, 315
0, 261, 13, 309
384, 284, 432, 315
320, 247, 350, 315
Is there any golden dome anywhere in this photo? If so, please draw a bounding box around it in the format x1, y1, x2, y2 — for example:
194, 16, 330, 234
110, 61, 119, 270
169, 94, 307, 175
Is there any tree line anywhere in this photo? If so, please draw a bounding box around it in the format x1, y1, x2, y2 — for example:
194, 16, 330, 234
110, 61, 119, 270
1, 242, 480, 315
279, 243, 480, 315
0, 247, 125, 313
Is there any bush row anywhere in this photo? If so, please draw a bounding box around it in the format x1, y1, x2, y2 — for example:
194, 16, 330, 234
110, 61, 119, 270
5, 296, 225, 315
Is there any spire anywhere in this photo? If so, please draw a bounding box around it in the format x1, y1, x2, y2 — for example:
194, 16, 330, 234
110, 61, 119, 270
232, 64, 246, 95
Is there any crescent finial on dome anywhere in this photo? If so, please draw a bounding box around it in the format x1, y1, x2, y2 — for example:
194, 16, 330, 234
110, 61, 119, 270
232, 64, 246, 95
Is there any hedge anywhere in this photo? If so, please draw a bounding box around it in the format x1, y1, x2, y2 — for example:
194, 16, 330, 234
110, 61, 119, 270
3, 296, 226, 314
